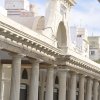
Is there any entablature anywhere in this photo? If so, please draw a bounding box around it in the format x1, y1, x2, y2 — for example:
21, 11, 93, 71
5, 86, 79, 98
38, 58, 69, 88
56, 54, 100, 79
0, 14, 63, 58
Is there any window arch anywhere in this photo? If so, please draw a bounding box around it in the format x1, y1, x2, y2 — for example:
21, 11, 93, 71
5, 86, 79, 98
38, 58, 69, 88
55, 76, 59, 84
56, 21, 67, 48
22, 69, 28, 79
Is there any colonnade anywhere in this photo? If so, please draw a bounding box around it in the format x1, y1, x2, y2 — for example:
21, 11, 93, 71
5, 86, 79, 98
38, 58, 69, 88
1, 53, 100, 100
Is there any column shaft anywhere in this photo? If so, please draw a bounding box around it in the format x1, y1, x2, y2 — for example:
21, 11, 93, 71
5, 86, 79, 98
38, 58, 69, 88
45, 68, 54, 100
58, 71, 67, 100
78, 75, 85, 100
10, 54, 22, 100
98, 85, 100, 100
86, 78, 93, 100
40, 72, 46, 100
69, 72, 77, 100
0, 63, 2, 100
29, 60, 39, 100
93, 80, 99, 100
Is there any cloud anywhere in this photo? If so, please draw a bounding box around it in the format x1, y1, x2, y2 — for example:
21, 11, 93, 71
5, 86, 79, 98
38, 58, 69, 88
69, 0, 100, 36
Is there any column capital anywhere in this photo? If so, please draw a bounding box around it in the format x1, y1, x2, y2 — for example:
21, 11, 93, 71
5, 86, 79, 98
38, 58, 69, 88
86, 77, 93, 84
79, 74, 86, 78
29, 58, 43, 64
9, 53, 25, 58
69, 71, 77, 75
57, 68, 70, 73
47, 67, 54, 71
93, 79, 99, 83
58, 70, 67, 77
86, 76, 93, 80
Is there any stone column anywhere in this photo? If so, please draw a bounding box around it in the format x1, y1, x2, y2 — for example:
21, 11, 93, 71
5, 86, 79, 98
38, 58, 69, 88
58, 71, 67, 100
98, 84, 100, 100
69, 72, 77, 100
93, 80, 99, 100
0, 63, 2, 100
10, 54, 22, 100
86, 77, 93, 100
78, 75, 85, 100
45, 68, 54, 100
29, 60, 40, 100
39, 72, 46, 100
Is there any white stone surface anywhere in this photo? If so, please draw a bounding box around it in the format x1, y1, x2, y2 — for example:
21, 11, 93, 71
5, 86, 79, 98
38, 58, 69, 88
86, 78, 93, 100
0, 7, 7, 16
70, 26, 89, 57
88, 36, 100, 62
58, 71, 67, 100
39, 72, 46, 100
69, 72, 77, 100
29, 60, 39, 100
5, 0, 30, 11
78, 75, 85, 100
0, 64, 2, 100
10, 54, 22, 100
0, 1, 100, 100
93, 80, 99, 100
45, 68, 54, 100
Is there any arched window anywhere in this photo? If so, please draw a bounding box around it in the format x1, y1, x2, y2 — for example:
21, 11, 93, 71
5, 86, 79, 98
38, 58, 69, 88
22, 69, 28, 79
55, 76, 59, 84
56, 22, 67, 48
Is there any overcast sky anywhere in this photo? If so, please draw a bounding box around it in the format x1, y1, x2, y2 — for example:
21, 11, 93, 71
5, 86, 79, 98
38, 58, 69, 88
0, 0, 100, 36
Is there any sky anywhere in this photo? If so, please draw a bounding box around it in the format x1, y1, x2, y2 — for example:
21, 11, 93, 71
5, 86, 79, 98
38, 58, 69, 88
0, 0, 100, 36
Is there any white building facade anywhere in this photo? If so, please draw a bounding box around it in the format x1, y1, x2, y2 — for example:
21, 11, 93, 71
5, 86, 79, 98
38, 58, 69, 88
0, 0, 100, 100
0, 6, 7, 16
70, 27, 89, 57
88, 36, 100, 63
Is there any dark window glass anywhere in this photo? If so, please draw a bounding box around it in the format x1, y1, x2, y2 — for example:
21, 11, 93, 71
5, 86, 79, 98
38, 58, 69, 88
22, 69, 28, 79
55, 76, 59, 84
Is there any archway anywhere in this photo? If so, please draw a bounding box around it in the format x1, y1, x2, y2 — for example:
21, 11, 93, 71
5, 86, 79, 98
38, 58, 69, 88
22, 69, 28, 79
54, 76, 59, 100
20, 69, 28, 100
56, 22, 67, 48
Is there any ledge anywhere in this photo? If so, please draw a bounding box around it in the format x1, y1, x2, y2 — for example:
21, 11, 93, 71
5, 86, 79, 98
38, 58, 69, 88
0, 14, 63, 57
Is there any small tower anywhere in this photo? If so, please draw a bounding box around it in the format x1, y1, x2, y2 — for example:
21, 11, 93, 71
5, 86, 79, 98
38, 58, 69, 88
44, 0, 76, 54
5, 0, 30, 15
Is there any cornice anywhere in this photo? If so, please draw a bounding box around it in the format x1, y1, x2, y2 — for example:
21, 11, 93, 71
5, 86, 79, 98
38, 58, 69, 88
0, 14, 62, 57
56, 55, 100, 80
